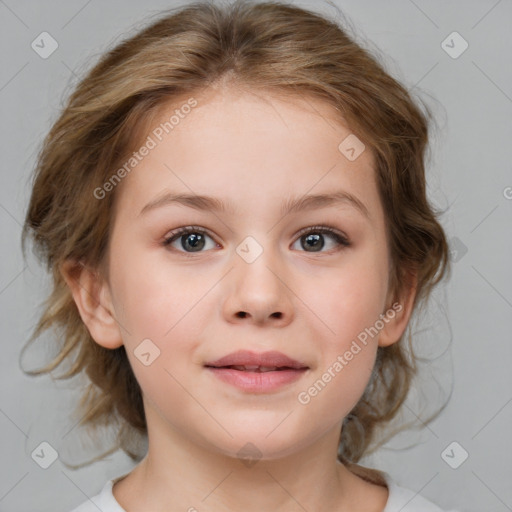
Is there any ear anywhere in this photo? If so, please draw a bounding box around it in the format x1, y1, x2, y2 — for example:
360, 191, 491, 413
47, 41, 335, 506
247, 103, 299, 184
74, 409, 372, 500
378, 270, 418, 348
60, 260, 124, 349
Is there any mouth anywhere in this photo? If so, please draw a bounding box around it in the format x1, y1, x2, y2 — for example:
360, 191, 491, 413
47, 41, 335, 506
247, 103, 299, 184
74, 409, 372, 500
204, 349, 309, 371
203, 350, 309, 393
204, 364, 304, 372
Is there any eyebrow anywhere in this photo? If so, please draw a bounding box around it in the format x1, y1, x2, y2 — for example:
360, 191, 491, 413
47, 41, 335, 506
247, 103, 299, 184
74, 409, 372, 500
139, 190, 370, 220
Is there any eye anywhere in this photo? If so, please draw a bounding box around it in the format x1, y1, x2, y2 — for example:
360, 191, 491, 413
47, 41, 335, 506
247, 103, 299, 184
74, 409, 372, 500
162, 226, 218, 254
291, 225, 350, 253
162, 224, 350, 255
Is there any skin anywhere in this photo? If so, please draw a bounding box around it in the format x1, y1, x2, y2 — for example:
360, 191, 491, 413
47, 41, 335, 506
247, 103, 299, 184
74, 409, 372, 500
63, 84, 416, 512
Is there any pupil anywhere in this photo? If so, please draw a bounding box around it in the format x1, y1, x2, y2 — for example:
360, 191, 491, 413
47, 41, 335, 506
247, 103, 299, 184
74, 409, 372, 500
180, 233, 325, 252
303, 233, 324, 252
182, 233, 204, 251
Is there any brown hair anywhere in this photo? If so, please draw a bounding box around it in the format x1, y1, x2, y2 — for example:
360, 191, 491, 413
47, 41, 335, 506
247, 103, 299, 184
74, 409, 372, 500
21, 0, 450, 471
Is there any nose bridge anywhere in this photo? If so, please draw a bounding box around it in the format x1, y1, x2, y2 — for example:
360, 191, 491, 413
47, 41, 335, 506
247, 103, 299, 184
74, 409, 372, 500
224, 234, 293, 324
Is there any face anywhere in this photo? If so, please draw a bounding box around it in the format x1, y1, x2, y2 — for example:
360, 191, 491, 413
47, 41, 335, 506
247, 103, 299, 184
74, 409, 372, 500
94, 86, 406, 461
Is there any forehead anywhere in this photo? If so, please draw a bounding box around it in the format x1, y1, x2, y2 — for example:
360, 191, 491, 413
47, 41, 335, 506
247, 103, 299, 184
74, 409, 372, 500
113, 87, 380, 220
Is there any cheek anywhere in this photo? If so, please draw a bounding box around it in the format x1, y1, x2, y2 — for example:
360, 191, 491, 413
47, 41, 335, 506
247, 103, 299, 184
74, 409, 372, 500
303, 251, 388, 342
295, 339, 377, 437
109, 241, 203, 337
111, 261, 208, 404
109, 246, 213, 391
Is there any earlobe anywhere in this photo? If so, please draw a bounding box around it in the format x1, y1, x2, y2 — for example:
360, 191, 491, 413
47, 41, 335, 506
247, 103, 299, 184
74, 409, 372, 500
60, 260, 124, 349
378, 271, 418, 348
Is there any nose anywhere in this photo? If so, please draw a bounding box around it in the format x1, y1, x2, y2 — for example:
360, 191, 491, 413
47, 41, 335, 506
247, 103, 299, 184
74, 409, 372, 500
222, 246, 294, 327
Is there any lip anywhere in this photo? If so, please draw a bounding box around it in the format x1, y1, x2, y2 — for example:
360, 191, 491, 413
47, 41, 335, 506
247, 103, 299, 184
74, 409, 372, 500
204, 350, 309, 393
204, 349, 308, 370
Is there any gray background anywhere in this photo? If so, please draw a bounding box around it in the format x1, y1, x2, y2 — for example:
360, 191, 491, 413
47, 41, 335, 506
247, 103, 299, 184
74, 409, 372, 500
1, 0, 511, 511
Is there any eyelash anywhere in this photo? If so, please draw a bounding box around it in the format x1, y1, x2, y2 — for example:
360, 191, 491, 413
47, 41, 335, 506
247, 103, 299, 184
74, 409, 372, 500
162, 224, 350, 255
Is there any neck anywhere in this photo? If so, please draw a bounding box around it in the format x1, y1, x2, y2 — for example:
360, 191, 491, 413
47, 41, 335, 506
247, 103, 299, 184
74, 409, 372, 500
112, 401, 387, 512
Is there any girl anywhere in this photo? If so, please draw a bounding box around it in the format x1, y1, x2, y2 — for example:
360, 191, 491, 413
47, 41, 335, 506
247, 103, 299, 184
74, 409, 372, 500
22, 1, 458, 510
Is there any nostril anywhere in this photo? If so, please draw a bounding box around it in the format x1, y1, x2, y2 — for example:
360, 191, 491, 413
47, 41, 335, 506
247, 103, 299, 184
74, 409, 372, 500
235, 311, 282, 319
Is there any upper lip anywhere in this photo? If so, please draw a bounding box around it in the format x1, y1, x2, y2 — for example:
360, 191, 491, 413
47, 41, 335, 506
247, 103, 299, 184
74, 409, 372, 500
205, 350, 308, 369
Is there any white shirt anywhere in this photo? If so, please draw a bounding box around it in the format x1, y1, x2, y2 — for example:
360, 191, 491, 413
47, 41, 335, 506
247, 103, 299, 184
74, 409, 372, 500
69, 471, 460, 512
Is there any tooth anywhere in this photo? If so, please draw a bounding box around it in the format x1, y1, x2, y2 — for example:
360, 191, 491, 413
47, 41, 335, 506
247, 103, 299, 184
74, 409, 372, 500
230, 365, 279, 372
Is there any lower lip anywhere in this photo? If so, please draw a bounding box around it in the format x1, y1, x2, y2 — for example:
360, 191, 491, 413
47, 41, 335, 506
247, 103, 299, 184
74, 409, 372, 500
205, 367, 308, 393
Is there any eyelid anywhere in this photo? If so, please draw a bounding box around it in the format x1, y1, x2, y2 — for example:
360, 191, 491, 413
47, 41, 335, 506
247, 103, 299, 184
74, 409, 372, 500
162, 225, 215, 246
294, 224, 350, 246
162, 224, 351, 252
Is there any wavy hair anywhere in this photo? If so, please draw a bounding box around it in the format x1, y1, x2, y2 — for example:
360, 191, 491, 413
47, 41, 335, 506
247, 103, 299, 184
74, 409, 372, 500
21, 0, 450, 474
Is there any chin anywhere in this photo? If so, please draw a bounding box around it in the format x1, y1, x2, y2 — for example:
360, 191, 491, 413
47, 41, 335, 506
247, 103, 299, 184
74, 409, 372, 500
207, 428, 310, 464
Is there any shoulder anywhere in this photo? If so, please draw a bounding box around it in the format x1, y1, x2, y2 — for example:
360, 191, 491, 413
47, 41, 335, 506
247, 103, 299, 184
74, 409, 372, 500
67, 468, 462, 512
67, 474, 128, 512
344, 462, 460, 512
382, 472, 460, 512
